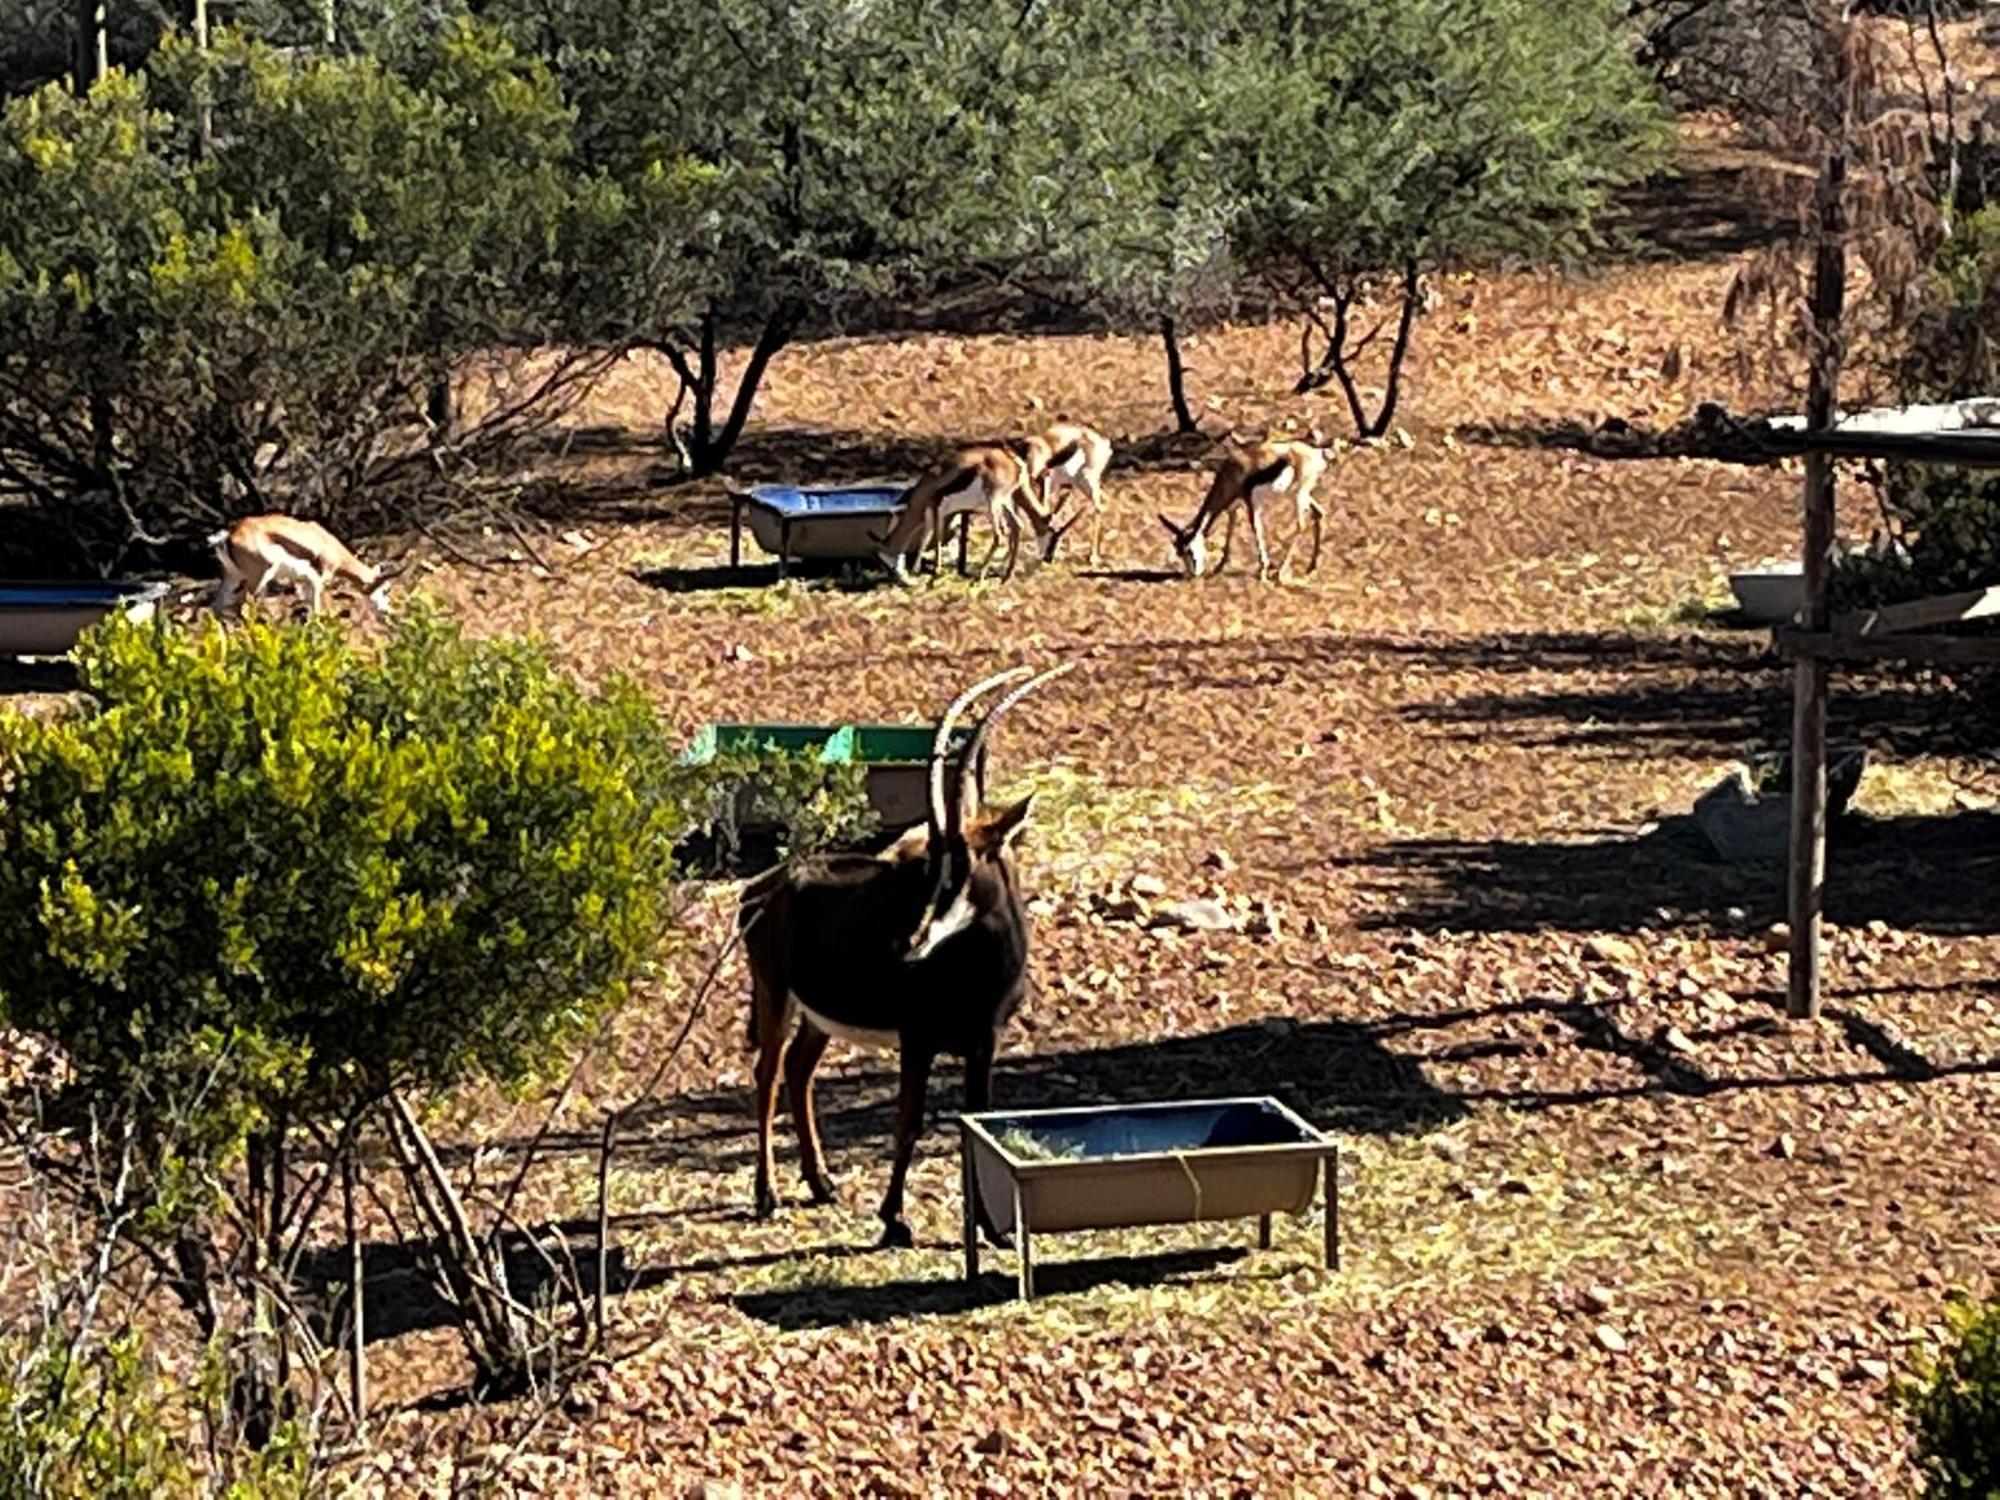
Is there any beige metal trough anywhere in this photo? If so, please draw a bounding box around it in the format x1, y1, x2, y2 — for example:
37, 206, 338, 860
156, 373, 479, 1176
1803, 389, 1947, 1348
954, 1096, 1340, 1301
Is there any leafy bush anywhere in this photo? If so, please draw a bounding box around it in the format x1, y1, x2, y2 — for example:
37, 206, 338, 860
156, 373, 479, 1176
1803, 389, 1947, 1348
0, 602, 692, 1135
0, 1332, 314, 1500
677, 745, 879, 877
1903, 1292, 2000, 1499
0, 602, 700, 1416
1834, 464, 2000, 613
0, 25, 710, 570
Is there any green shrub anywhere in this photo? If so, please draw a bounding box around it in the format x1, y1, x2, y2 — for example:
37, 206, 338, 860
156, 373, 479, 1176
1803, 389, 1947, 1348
0, 602, 703, 1420
0, 603, 694, 1137
0, 26, 710, 568
0, 1332, 312, 1500
1903, 1292, 2000, 1499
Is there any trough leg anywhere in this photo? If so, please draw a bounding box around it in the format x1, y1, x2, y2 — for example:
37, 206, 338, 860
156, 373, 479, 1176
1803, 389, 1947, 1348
959, 1127, 979, 1285
1323, 1149, 1340, 1272
730, 496, 743, 572
956, 513, 970, 576
1258, 1213, 1272, 1251
777, 520, 791, 582
1014, 1181, 1034, 1302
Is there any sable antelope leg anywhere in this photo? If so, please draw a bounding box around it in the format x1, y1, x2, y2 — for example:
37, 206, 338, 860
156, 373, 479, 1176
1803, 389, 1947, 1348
783, 1021, 838, 1205
1249, 498, 1273, 581
750, 1001, 789, 1219
1212, 508, 1235, 576
877, 1044, 936, 1248
974, 502, 1006, 582
962, 1039, 1012, 1248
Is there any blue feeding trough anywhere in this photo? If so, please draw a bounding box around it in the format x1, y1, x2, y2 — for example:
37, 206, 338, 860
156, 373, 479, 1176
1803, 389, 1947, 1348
0, 581, 168, 659
955, 1096, 1341, 1300
726, 482, 909, 579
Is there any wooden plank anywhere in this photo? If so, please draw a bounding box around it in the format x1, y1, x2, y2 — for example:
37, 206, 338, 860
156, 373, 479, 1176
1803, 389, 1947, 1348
1774, 630, 2000, 665
1833, 585, 2000, 637
1748, 428, 2000, 468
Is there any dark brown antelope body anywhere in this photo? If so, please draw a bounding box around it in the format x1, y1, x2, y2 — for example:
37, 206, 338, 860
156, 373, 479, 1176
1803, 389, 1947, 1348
738, 665, 1068, 1247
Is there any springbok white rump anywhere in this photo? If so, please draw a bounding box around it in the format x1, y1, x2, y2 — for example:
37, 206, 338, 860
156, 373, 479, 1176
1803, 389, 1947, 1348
210, 514, 397, 621
1158, 438, 1331, 581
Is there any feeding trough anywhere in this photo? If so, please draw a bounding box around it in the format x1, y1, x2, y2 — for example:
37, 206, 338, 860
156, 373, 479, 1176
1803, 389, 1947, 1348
0, 581, 168, 659
726, 483, 908, 580
954, 1096, 1340, 1301
678, 720, 989, 869
1728, 559, 1805, 624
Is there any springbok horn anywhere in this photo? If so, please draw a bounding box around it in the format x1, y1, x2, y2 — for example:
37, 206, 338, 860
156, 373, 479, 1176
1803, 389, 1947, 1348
952, 659, 1077, 826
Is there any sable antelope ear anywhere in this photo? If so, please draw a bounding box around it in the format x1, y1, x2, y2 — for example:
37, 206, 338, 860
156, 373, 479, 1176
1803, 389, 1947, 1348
969, 793, 1035, 854
1157, 514, 1185, 542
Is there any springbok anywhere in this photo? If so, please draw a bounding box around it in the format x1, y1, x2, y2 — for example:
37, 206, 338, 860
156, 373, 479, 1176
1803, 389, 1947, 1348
1158, 438, 1329, 581
738, 661, 1072, 1248
1021, 421, 1113, 565
874, 446, 1067, 583
210, 514, 397, 620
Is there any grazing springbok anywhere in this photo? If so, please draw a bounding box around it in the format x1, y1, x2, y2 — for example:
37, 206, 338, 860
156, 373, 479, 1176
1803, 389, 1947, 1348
738, 661, 1072, 1248
873, 446, 1067, 583
1021, 421, 1113, 565
1158, 437, 1329, 581
210, 515, 397, 620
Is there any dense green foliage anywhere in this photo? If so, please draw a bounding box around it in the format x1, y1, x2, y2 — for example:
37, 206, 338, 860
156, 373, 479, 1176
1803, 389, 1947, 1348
0, 606, 692, 1165
1903, 1292, 2000, 1499
0, 1329, 312, 1499
0, 22, 713, 565
2, 0, 1664, 549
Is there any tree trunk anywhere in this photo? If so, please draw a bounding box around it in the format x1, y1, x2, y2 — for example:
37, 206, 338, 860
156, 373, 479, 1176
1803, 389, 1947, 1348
425, 371, 457, 446
1161, 316, 1198, 433
1362, 260, 1425, 440
676, 306, 799, 478
1787, 19, 1852, 1023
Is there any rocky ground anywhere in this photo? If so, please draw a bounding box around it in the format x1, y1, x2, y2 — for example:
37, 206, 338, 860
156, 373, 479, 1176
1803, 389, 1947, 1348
309, 239, 2000, 1496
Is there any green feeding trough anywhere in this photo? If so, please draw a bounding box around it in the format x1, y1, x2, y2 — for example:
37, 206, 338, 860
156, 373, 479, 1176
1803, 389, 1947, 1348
681, 719, 991, 847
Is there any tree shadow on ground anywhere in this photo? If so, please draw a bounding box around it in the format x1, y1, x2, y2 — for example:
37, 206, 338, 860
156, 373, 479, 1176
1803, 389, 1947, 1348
632, 1015, 1465, 1186
1604, 153, 1800, 263
1403, 638, 1993, 762
1346, 808, 2000, 939
733, 1248, 1252, 1330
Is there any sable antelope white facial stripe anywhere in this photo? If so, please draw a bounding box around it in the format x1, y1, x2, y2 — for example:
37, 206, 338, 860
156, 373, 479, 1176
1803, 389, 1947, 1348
739, 660, 1073, 1247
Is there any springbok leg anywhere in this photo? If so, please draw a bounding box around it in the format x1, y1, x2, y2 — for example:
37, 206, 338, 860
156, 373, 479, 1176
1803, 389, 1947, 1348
877, 1044, 936, 1248
783, 1022, 838, 1205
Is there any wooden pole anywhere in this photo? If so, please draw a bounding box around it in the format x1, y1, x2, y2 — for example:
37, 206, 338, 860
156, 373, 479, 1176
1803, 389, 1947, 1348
1787, 12, 1852, 1021
341, 1146, 367, 1436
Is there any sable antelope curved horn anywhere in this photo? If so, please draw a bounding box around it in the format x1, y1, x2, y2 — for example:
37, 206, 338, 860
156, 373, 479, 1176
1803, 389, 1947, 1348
927, 667, 1033, 841
952, 659, 1077, 824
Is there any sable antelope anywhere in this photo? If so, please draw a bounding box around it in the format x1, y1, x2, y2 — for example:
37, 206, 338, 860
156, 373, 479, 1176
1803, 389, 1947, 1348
738, 662, 1072, 1248
1158, 438, 1329, 581
210, 514, 397, 620
873, 446, 1067, 583
1021, 421, 1113, 565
